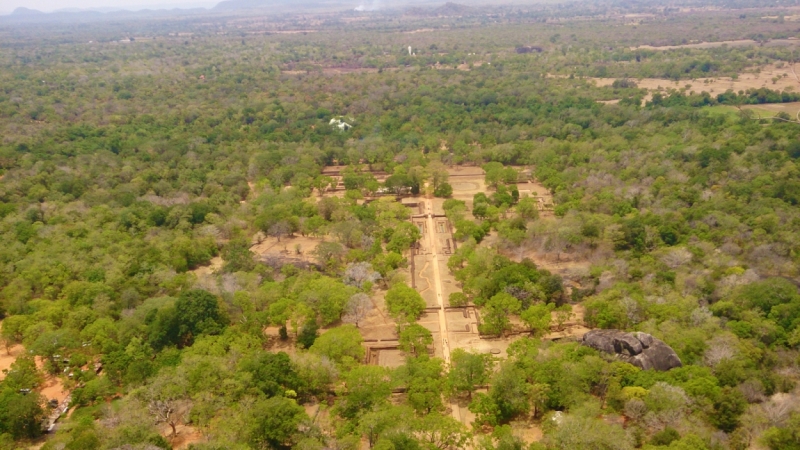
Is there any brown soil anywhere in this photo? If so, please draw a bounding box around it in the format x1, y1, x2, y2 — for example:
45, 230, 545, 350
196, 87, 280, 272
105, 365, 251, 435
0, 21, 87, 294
543, 304, 591, 341
268, 30, 319, 34
263, 326, 300, 356
0, 320, 25, 381
264, 324, 340, 355
512, 422, 544, 444
158, 423, 203, 449
632, 38, 800, 50
449, 333, 518, 359
433, 62, 476, 71
250, 235, 326, 263
0, 344, 25, 381
283, 67, 389, 75
30, 356, 74, 443
519, 251, 591, 274
584, 63, 800, 100
39, 375, 68, 405
357, 289, 399, 342
192, 256, 223, 277
446, 166, 553, 212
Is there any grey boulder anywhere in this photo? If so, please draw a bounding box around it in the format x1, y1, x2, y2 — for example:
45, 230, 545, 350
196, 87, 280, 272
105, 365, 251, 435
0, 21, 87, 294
582, 329, 682, 371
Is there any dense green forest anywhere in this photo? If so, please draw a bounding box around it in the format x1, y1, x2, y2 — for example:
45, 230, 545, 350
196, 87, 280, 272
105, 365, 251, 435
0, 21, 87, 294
1, 1, 800, 449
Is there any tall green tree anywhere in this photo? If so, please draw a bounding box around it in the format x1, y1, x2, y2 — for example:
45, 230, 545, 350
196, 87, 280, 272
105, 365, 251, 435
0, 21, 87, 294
398, 324, 433, 357
448, 349, 494, 399
309, 324, 364, 366
479, 293, 521, 336
385, 283, 427, 325
248, 396, 307, 450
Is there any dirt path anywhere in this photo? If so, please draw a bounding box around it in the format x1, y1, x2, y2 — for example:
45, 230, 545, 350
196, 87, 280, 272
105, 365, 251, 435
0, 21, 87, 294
424, 200, 451, 364
247, 180, 258, 198
423, 199, 461, 422
631, 38, 800, 51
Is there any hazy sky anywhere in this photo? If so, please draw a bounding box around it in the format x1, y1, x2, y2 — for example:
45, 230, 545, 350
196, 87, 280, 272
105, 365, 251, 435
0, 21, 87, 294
1, 0, 217, 13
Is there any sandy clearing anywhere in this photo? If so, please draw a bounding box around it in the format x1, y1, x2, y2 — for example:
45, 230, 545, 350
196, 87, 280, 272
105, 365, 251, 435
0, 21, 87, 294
632, 38, 800, 51
192, 256, 223, 277
513, 422, 544, 444
265, 30, 319, 34
39, 375, 68, 405
158, 423, 203, 449
358, 290, 398, 342
583, 63, 800, 99
250, 235, 325, 263
0, 344, 25, 381
761, 15, 800, 21
283, 67, 387, 75
0, 320, 26, 380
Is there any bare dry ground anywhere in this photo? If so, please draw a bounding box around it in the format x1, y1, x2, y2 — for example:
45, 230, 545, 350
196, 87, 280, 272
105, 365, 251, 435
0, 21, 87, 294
415, 257, 440, 308
512, 422, 544, 445
283, 67, 383, 75
192, 256, 223, 277
632, 38, 800, 51
762, 15, 800, 21
358, 289, 399, 342
448, 166, 487, 211
0, 344, 24, 381
158, 423, 203, 450
0, 320, 25, 381
596, 63, 798, 97
36, 369, 68, 405
250, 235, 325, 263
447, 165, 553, 213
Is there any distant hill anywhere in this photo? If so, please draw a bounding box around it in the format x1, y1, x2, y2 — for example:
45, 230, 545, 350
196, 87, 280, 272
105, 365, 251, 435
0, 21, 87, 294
213, 0, 381, 11
434, 2, 469, 15
12, 7, 45, 15
214, 0, 294, 10
1, 6, 209, 23
406, 2, 470, 17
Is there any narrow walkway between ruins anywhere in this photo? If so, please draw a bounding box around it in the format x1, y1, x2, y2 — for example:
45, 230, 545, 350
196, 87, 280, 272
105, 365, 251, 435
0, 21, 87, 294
425, 200, 450, 363
424, 199, 460, 421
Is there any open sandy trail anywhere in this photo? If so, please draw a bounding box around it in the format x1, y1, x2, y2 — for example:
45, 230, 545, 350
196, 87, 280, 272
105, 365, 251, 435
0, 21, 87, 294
422, 199, 461, 422
426, 201, 450, 364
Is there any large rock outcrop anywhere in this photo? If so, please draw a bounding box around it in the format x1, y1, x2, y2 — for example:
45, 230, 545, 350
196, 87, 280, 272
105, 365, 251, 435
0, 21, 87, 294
582, 330, 682, 371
